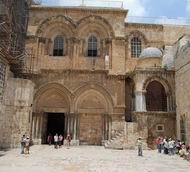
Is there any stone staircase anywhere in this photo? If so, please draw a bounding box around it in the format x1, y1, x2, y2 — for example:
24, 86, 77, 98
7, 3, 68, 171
104, 122, 148, 150
104, 130, 124, 150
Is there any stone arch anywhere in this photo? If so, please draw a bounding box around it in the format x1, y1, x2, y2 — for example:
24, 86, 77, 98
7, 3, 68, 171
73, 83, 114, 113
142, 76, 172, 95
34, 83, 72, 113
127, 30, 148, 44
77, 15, 115, 38
36, 15, 76, 37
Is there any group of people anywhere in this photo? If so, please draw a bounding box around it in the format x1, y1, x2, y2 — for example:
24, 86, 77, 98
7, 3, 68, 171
20, 135, 30, 154
155, 136, 190, 161
47, 133, 72, 149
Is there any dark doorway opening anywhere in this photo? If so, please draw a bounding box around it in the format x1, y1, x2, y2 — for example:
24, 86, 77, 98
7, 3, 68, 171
146, 81, 167, 112
46, 113, 65, 143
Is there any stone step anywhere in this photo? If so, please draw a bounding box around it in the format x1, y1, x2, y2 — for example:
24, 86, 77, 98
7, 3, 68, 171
104, 130, 124, 150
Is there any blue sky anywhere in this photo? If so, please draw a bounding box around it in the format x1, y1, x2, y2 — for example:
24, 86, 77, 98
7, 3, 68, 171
41, 0, 190, 24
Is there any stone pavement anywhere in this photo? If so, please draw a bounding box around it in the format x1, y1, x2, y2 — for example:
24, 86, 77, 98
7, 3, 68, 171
0, 145, 190, 172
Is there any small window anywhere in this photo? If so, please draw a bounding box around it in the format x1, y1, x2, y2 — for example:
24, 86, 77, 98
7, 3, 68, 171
131, 37, 141, 58
88, 36, 97, 57
156, 124, 164, 132
53, 36, 64, 56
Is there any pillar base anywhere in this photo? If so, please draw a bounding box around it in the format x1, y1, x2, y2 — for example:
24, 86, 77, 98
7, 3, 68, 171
64, 140, 79, 146
32, 139, 42, 145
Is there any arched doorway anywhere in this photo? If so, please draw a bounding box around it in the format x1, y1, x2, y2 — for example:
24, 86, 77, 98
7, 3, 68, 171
74, 86, 113, 145
145, 81, 167, 111
32, 84, 70, 144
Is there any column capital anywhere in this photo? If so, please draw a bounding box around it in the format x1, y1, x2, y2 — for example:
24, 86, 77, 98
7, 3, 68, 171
135, 90, 146, 95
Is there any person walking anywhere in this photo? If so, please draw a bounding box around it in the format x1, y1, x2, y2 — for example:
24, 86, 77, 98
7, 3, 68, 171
20, 135, 26, 154
54, 133, 58, 149
137, 138, 143, 156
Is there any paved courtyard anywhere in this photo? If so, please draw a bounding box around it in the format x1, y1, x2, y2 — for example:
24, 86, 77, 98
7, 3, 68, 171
0, 145, 190, 172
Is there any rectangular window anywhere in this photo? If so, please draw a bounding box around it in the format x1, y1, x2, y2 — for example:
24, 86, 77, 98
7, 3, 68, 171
156, 124, 164, 132
88, 50, 97, 57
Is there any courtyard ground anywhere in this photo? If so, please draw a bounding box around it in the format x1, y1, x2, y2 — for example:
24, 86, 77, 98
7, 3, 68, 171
0, 145, 190, 172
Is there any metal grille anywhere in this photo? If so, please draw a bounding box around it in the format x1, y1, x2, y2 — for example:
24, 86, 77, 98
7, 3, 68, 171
131, 37, 141, 58
88, 36, 97, 57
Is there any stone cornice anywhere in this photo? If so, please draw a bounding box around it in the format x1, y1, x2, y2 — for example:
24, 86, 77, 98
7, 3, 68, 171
29, 69, 126, 80
134, 68, 175, 75
31, 5, 128, 15
125, 22, 164, 31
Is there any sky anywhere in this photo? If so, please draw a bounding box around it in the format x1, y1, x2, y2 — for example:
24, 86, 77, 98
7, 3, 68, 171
41, 0, 190, 25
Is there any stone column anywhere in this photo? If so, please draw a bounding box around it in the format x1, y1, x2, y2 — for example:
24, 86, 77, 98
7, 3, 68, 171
32, 115, 36, 140
135, 90, 146, 112
108, 115, 112, 140
67, 115, 70, 134
64, 114, 68, 138
38, 114, 43, 144
70, 115, 74, 137
73, 115, 77, 140
35, 116, 39, 143
102, 114, 105, 142
167, 94, 170, 112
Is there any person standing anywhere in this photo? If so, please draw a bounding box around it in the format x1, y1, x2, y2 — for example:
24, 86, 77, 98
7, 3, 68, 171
47, 133, 53, 145
163, 137, 169, 154
137, 138, 143, 156
66, 133, 72, 147
58, 134, 63, 148
54, 133, 58, 149
25, 137, 30, 154
20, 135, 26, 154
156, 136, 163, 153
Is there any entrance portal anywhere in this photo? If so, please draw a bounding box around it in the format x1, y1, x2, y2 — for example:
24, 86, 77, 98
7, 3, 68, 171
46, 113, 65, 143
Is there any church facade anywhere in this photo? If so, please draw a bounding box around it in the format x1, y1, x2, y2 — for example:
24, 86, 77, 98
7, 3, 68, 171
0, 5, 190, 149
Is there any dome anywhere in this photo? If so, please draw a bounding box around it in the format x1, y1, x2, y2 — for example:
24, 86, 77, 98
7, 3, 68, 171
140, 47, 163, 58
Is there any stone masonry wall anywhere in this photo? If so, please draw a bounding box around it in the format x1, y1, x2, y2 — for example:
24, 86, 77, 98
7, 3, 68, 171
0, 78, 34, 149
175, 35, 190, 145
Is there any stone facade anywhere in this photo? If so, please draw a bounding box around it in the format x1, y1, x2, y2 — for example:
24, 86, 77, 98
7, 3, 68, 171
1, 5, 190, 149
175, 35, 190, 145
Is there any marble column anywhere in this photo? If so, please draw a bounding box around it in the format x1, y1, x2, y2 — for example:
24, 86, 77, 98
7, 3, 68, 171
32, 115, 36, 140
73, 115, 77, 140
135, 90, 146, 112
38, 114, 43, 144
108, 115, 112, 140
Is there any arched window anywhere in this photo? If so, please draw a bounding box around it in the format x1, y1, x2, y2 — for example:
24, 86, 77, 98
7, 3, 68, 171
88, 36, 98, 57
131, 37, 142, 58
53, 36, 64, 56
146, 81, 167, 111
